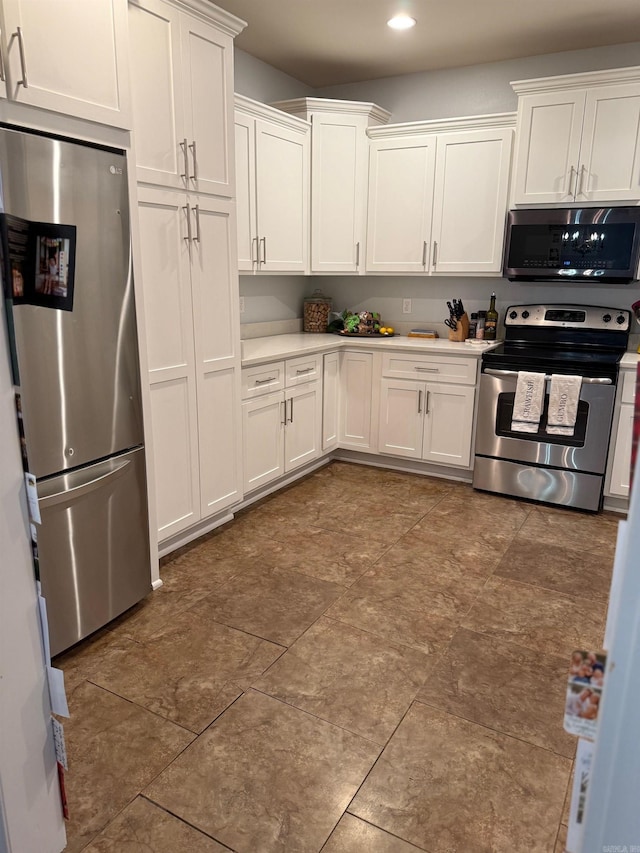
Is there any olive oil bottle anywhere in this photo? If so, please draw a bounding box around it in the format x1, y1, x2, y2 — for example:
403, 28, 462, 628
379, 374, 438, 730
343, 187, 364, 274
485, 292, 498, 340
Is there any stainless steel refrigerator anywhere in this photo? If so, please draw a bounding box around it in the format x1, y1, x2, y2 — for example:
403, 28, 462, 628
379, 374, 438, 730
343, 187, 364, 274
0, 126, 151, 657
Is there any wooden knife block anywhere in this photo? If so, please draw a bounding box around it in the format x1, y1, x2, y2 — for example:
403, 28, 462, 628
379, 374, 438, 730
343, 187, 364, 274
448, 312, 470, 342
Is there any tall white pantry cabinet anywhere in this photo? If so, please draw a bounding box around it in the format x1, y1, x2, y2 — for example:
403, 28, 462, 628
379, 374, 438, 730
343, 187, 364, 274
128, 0, 246, 543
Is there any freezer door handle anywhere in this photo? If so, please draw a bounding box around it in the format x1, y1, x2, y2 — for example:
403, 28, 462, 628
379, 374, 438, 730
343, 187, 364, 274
38, 459, 131, 510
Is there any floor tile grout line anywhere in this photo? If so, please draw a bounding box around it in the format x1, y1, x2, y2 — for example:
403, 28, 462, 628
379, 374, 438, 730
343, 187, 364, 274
338, 813, 434, 853
138, 793, 236, 851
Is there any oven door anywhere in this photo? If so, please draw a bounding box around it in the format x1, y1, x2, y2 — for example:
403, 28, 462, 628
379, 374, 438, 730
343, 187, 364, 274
474, 369, 615, 474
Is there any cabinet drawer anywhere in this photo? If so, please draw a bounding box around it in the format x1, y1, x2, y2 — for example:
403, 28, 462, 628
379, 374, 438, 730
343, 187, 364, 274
620, 368, 637, 405
381, 353, 478, 385
285, 354, 322, 386
241, 362, 285, 399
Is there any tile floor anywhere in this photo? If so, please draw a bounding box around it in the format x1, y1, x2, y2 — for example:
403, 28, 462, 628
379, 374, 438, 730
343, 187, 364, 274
54, 461, 619, 853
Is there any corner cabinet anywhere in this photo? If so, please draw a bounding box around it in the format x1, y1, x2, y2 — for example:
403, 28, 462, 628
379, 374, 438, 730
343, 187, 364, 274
0, 0, 131, 127
366, 115, 514, 275
235, 95, 310, 273
272, 98, 390, 274
128, 0, 243, 196
511, 67, 640, 204
606, 368, 636, 500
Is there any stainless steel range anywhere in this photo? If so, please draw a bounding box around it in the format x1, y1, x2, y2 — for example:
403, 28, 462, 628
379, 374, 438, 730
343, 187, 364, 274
473, 304, 630, 511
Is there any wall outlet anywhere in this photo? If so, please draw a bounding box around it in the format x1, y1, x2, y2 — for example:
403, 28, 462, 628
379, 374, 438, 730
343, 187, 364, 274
402, 298, 412, 314
239, 296, 245, 314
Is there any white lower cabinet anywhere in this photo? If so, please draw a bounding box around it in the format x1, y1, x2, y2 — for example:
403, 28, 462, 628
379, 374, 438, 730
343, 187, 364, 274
339, 350, 374, 450
378, 378, 475, 468
609, 404, 633, 498
322, 352, 339, 450
241, 366, 322, 493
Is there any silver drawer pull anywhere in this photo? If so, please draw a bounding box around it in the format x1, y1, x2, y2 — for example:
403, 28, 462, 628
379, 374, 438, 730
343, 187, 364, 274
484, 368, 611, 385
414, 366, 439, 372
296, 367, 314, 374
254, 377, 276, 385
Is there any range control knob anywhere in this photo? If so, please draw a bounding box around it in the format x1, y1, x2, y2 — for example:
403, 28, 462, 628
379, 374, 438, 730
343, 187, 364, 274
522, 310, 530, 319
616, 314, 626, 325
602, 313, 612, 323
509, 310, 518, 320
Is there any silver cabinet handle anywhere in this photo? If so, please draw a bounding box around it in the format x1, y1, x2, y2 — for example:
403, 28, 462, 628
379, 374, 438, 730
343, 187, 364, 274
432, 241, 438, 267
355, 241, 360, 268
251, 236, 258, 264
296, 367, 313, 374
193, 204, 201, 242
183, 204, 192, 243
255, 376, 276, 385
281, 400, 287, 425
0, 30, 6, 83
38, 460, 130, 510
568, 165, 576, 198
260, 236, 267, 265
15, 27, 28, 87
189, 140, 198, 181
414, 366, 439, 372
422, 241, 428, 267
484, 367, 611, 384
180, 138, 189, 180
425, 390, 430, 414
418, 389, 422, 414
289, 397, 294, 423
577, 164, 587, 197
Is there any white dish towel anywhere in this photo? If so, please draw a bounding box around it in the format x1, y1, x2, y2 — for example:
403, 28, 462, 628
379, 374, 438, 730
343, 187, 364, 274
547, 374, 582, 436
511, 371, 546, 432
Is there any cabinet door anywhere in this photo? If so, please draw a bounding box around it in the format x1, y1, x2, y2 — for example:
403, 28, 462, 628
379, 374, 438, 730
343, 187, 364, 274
255, 118, 309, 272
339, 351, 373, 449
180, 14, 234, 198
366, 135, 436, 273
609, 404, 634, 498
285, 381, 322, 472
579, 83, 640, 202
3, 0, 131, 127
322, 352, 340, 451
128, 0, 185, 189
422, 383, 475, 467
242, 392, 285, 493
512, 90, 586, 204
235, 111, 257, 271
378, 379, 423, 459
431, 129, 513, 273
137, 188, 200, 539
189, 198, 242, 517
311, 114, 367, 273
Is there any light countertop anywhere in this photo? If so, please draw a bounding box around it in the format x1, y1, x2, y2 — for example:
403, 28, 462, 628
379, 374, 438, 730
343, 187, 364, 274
620, 352, 640, 368
240, 333, 501, 366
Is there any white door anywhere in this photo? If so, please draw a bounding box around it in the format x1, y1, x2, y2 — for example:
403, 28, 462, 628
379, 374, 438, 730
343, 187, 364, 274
431, 129, 513, 274
311, 114, 367, 272
322, 352, 340, 451
137, 188, 200, 539
128, 0, 185, 189
339, 351, 373, 449
180, 13, 234, 198
242, 392, 285, 493
366, 135, 436, 273
578, 83, 640, 202
3, 0, 131, 127
512, 90, 586, 204
422, 383, 475, 467
235, 111, 257, 271
609, 404, 634, 497
285, 381, 322, 472
255, 118, 309, 272
189, 198, 242, 517
378, 379, 423, 459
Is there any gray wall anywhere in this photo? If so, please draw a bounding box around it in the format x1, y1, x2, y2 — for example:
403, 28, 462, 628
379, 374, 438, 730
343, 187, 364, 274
236, 42, 640, 327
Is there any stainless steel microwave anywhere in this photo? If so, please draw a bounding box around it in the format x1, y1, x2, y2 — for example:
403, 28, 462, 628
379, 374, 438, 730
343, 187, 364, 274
504, 207, 640, 284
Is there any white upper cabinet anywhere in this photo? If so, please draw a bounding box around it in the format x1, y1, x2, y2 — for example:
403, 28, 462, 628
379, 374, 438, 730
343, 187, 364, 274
235, 95, 310, 273
129, 0, 244, 195
512, 68, 640, 204
366, 115, 515, 275
2, 0, 131, 127
272, 98, 391, 274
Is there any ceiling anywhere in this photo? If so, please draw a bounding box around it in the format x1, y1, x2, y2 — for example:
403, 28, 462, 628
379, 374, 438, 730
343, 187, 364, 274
222, 0, 640, 88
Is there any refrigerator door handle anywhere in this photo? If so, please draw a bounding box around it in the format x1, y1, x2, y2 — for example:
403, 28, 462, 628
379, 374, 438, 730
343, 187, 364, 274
38, 459, 131, 510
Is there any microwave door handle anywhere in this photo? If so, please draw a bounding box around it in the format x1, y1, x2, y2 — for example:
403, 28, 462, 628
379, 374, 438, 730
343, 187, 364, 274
484, 368, 611, 385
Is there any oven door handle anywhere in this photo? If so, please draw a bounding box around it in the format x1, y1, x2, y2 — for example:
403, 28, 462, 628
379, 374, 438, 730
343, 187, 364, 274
483, 368, 612, 385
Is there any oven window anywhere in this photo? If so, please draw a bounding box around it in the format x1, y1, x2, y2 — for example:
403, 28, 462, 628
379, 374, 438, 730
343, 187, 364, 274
496, 392, 588, 446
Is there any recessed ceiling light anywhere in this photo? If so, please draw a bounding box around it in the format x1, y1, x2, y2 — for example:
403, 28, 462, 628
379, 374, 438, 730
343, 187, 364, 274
387, 14, 416, 30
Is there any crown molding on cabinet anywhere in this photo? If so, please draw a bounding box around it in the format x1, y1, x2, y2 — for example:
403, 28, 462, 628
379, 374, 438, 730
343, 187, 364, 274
235, 94, 311, 132
367, 112, 517, 139
511, 65, 640, 95
136, 0, 247, 37
270, 97, 392, 126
